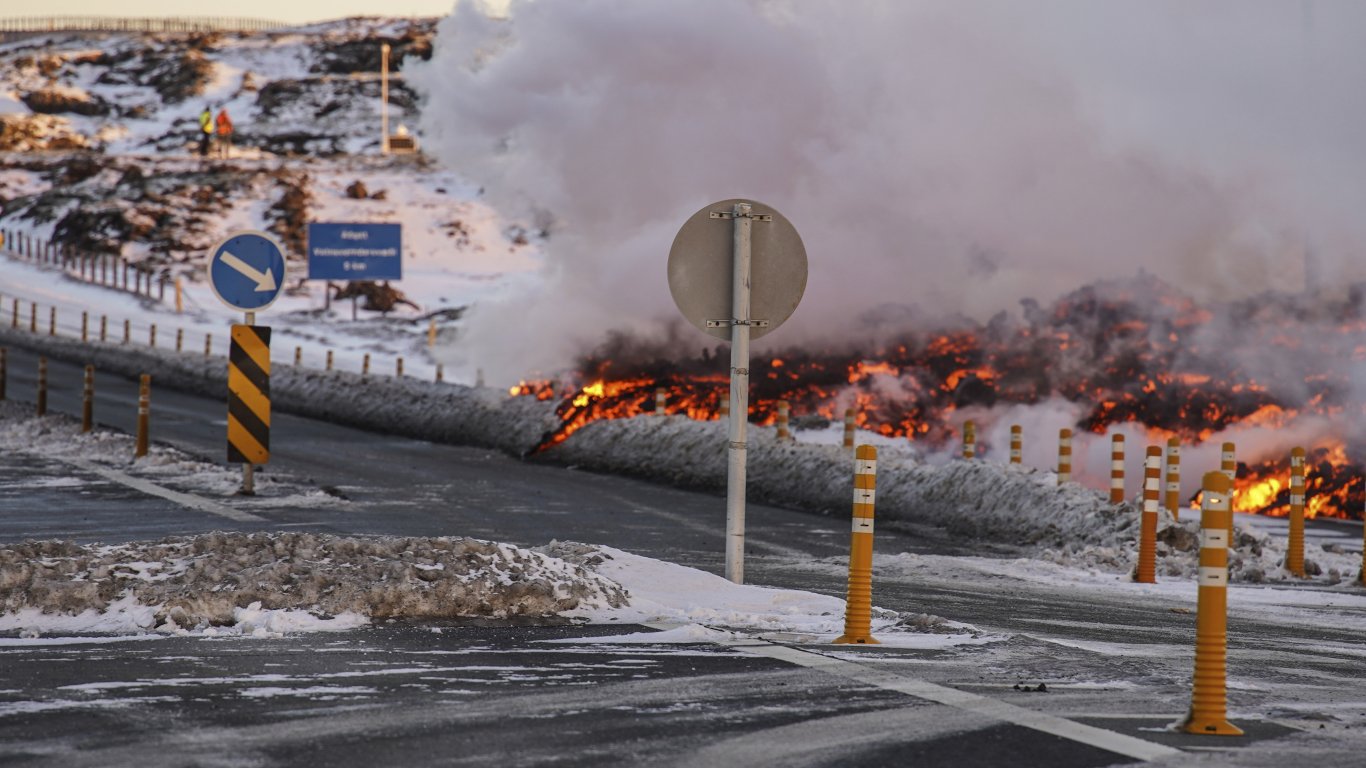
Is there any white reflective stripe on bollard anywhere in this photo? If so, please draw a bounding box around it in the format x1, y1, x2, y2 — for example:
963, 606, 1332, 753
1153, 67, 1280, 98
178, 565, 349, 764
853, 518, 874, 533
854, 489, 875, 505
855, 459, 877, 475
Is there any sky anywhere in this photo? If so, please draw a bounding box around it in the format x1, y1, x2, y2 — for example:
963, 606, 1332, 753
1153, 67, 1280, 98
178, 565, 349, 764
0, 0, 457, 23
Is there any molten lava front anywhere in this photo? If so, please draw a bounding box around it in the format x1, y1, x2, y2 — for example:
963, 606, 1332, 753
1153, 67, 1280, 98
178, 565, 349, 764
510, 275, 1366, 520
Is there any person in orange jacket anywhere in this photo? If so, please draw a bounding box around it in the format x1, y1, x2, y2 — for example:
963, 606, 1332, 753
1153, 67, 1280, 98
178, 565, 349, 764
215, 107, 234, 158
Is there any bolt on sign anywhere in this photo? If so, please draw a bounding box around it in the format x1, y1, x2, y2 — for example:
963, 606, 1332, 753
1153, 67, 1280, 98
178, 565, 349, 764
228, 325, 271, 465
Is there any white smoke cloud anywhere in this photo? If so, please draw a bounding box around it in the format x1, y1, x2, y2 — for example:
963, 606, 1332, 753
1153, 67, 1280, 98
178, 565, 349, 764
409, 0, 1366, 383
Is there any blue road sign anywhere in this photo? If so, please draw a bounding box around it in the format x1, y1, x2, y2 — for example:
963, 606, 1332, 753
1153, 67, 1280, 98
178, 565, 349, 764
208, 230, 287, 312
307, 223, 402, 280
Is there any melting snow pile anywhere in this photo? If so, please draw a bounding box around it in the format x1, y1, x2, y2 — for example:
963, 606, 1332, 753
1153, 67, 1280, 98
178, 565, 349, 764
0, 532, 628, 637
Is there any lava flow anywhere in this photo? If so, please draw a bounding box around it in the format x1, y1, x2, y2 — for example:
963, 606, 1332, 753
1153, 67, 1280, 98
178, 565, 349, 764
511, 274, 1366, 519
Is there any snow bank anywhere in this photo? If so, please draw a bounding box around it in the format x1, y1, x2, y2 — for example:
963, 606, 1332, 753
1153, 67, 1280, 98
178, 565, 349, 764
540, 541, 973, 646
0, 325, 557, 455
550, 416, 1362, 585
0, 532, 628, 636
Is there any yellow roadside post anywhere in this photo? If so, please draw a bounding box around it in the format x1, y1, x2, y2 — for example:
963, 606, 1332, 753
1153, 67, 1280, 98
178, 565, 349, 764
48, 306, 55, 336
29, 303, 36, 333
294, 346, 302, 366
326, 350, 334, 371
1057, 428, 1072, 485
962, 420, 976, 459
718, 389, 730, 419
843, 408, 856, 450
435, 364, 444, 383
81, 365, 94, 433
204, 334, 212, 357
1136, 446, 1160, 583
362, 353, 370, 377
122, 319, 130, 344
135, 374, 150, 458
1182, 471, 1243, 736
174, 277, 183, 313
1110, 434, 1126, 503
427, 317, 437, 347
100, 315, 107, 342
1165, 437, 1181, 521
1287, 447, 1306, 578
396, 357, 404, 378
10, 299, 17, 329
81, 311, 88, 342
776, 400, 791, 441
1009, 424, 1022, 464
149, 324, 156, 348
834, 444, 880, 645
176, 329, 183, 352
655, 387, 665, 414
1221, 441, 1237, 542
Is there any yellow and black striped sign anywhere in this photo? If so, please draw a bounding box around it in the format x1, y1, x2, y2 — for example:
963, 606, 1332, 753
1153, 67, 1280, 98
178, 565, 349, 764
228, 324, 270, 464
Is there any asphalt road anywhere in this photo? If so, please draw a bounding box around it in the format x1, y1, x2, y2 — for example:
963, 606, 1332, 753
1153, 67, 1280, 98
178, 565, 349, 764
0, 344, 1361, 767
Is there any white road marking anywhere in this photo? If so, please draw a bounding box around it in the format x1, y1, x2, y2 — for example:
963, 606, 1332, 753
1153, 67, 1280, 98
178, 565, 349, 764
67, 459, 265, 523
705, 634, 1182, 762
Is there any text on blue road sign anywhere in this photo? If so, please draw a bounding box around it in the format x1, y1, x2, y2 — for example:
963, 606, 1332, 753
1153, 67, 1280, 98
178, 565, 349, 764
308, 223, 402, 280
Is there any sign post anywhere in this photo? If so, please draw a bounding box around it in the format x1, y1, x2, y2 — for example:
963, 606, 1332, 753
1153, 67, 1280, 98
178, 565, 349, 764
668, 199, 807, 583
208, 230, 286, 495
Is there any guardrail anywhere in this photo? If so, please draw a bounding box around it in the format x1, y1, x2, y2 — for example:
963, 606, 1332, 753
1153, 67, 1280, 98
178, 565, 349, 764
0, 16, 288, 34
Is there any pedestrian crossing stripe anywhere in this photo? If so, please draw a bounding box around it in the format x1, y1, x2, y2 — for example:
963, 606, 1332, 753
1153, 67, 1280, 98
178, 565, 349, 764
228, 324, 270, 464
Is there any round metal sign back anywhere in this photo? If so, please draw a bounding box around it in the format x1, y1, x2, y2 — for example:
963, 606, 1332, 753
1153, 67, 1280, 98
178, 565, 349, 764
667, 198, 807, 341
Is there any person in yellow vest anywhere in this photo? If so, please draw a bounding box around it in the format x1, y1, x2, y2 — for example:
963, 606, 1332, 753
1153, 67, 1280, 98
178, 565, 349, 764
215, 107, 234, 158
198, 105, 213, 157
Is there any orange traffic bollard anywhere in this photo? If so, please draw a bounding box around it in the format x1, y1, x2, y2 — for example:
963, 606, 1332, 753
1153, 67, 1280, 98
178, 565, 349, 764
834, 444, 880, 645
174, 277, 183, 313
655, 387, 665, 414
427, 317, 437, 348
718, 389, 730, 419
1009, 424, 1022, 464
1181, 471, 1243, 736
135, 374, 150, 458
1220, 442, 1236, 483
1165, 437, 1181, 522
1110, 434, 1126, 503
1136, 446, 1160, 583
776, 400, 791, 441
962, 420, 976, 459
1287, 447, 1306, 578
1057, 428, 1072, 485
81, 365, 94, 433
36, 357, 47, 416
843, 408, 856, 450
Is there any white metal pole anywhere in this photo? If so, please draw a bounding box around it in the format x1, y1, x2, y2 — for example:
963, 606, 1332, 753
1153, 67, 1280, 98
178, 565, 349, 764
725, 202, 753, 584
380, 43, 390, 155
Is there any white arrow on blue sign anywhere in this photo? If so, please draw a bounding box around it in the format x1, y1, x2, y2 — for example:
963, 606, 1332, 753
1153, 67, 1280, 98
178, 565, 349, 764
208, 230, 288, 312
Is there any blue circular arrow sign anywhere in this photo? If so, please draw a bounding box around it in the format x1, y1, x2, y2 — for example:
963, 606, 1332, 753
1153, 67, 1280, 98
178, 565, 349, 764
208, 230, 288, 312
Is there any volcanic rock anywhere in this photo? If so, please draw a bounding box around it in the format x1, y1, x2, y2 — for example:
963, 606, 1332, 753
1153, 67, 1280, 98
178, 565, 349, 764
333, 281, 419, 313
345, 180, 369, 199
22, 88, 111, 117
